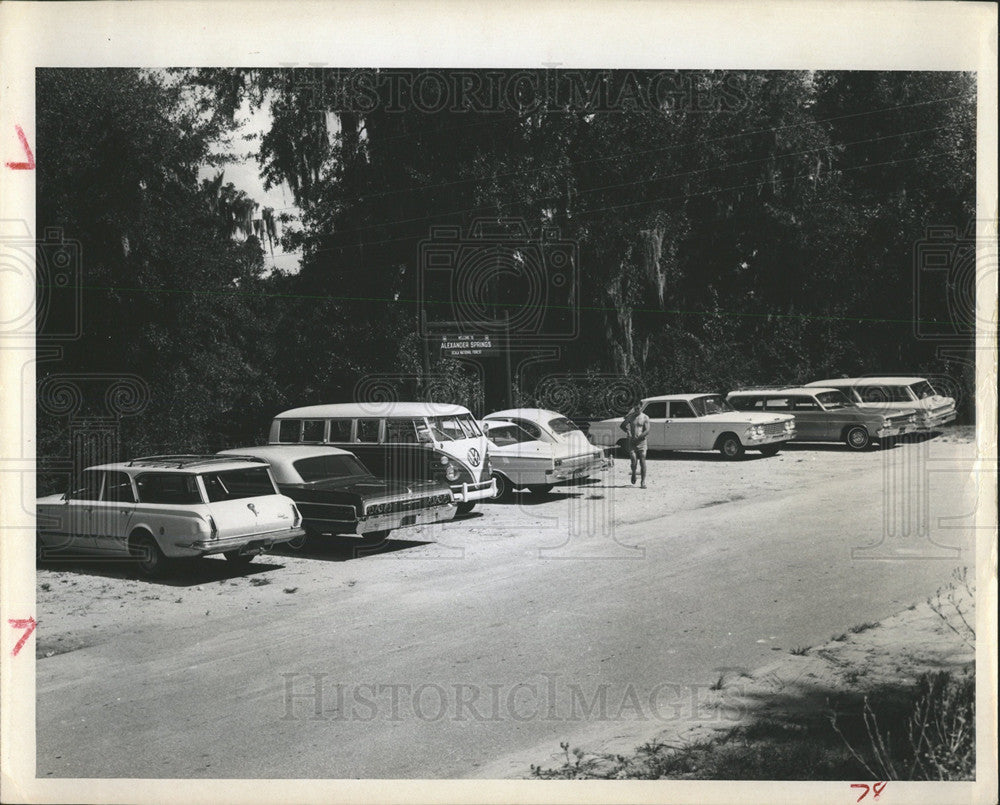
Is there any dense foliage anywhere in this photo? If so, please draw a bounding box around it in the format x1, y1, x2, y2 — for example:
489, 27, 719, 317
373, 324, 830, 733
36, 69, 977, 475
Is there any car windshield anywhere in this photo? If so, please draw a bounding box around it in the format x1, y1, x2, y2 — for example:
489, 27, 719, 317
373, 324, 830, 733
816, 391, 853, 410
691, 395, 734, 416
485, 424, 537, 447
457, 413, 482, 437
201, 467, 277, 502
428, 414, 479, 441
909, 381, 938, 399
547, 417, 580, 435
292, 454, 373, 483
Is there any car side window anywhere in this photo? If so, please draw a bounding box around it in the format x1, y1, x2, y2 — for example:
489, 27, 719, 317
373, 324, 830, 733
668, 402, 696, 418
793, 396, 820, 410
643, 402, 667, 419
277, 419, 301, 442
103, 471, 136, 503
356, 418, 381, 443
386, 419, 418, 444
135, 473, 203, 505
327, 419, 352, 442
513, 419, 542, 439
301, 420, 325, 442
69, 470, 103, 500
764, 398, 792, 410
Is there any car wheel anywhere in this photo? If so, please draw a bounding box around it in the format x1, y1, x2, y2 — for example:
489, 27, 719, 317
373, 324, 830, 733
845, 426, 872, 451
456, 502, 476, 515
130, 533, 168, 577
360, 530, 391, 544
759, 445, 781, 457
718, 435, 745, 460
527, 484, 554, 495
223, 550, 256, 567
492, 473, 513, 501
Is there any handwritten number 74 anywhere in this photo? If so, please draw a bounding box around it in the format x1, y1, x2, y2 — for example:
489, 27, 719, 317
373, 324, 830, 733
851, 782, 888, 802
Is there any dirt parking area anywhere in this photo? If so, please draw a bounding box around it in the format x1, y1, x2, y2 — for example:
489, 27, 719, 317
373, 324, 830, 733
35, 429, 980, 779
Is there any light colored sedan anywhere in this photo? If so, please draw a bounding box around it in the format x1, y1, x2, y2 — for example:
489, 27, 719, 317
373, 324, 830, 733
587, 394, 796, 459
481, 408, 611, 496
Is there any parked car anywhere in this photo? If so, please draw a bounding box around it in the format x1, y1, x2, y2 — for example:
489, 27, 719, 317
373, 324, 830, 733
36, 455, 305, 576
805, 377, 957, 431
481, 408, 611, 495
587, 394, 796, 459
727, 388, 917, 450
478, 419, 602, 498
218, 445, 456, 543
269, 402, 495, 514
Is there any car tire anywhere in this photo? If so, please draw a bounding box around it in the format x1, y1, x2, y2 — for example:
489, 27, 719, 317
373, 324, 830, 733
717, 434, 745, 460
845, 426, 872, 451
360, 530, 391, 544
759, 445, 781, 457
527, 484, 554, 495
223, 550, 256, 567
492, 473, 513, 501
456, 502, 476, 515
130, 532, 168, 577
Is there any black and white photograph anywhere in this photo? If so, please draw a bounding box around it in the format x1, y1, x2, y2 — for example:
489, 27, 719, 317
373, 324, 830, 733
1, 2, 996, 803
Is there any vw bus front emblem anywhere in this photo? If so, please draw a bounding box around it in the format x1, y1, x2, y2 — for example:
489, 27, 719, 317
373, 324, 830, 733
467, 448, 481, 467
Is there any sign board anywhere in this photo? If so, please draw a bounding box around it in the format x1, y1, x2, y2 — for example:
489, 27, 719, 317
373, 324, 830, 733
440, 334, 499, 357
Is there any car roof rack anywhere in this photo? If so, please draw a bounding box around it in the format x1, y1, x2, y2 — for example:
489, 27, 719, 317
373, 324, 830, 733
126, 454, 268, 469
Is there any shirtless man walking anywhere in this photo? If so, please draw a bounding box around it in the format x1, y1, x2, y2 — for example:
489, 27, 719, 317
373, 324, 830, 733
620, 399, 651, 488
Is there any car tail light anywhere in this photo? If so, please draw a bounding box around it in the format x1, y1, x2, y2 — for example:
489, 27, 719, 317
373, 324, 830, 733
208, 516, 218, 539
291, 504, 302, 528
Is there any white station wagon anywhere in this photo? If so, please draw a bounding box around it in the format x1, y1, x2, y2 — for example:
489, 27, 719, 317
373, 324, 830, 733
587, 394, 796, 459
36, 455, 305, 576
805, 376, 957, 431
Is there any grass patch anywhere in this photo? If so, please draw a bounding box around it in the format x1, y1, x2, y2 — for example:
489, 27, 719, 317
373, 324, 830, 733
530, 671, 974, 781
849, 621, 879, 634
790, 646, 810, 656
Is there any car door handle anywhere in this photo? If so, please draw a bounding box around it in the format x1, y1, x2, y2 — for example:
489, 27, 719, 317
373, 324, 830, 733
120, 509, 130, 515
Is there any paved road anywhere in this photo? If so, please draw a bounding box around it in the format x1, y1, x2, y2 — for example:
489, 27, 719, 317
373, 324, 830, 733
35, 438, 977, 778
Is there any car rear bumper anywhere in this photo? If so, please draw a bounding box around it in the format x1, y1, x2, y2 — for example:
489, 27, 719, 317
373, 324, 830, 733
178, 527, 306, 557
546, 454, 613, 484
353, 503, 457, 535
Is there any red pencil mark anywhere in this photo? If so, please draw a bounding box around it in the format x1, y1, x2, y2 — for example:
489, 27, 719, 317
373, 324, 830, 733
851, 782, 888, 802
5, 125, 35, 170
9, 617, 37, 656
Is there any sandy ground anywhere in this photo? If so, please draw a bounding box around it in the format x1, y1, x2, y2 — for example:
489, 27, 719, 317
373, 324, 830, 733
34, 429, 981, 778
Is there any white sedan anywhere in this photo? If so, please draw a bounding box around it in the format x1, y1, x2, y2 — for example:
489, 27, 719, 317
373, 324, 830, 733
587, 394, 796, 459
480, 409, 611, 497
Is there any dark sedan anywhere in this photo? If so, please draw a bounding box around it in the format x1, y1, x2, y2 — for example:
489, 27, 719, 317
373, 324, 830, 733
218, 445, 456, 543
